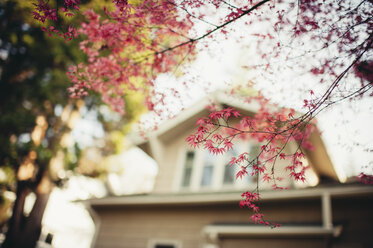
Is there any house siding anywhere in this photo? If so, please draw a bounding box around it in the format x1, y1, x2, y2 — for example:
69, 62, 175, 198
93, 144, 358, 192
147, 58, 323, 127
92, 193, 373, 248
152, 128, 191, 193
331, 197, 373, 248
151, 124, 308, 194
92, 198, 322, 248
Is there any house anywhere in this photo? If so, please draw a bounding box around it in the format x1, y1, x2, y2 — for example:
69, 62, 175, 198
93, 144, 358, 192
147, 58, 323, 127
86, 92, 373, 248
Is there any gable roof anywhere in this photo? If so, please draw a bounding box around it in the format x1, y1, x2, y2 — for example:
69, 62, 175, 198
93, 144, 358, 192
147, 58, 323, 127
130, 91, 261, 145
129, 91, 343, 183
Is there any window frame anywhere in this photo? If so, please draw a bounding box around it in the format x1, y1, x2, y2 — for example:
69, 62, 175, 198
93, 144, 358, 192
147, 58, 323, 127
147, 239, 182, 248
180, 151, 196, 188
175, 141, 259, 192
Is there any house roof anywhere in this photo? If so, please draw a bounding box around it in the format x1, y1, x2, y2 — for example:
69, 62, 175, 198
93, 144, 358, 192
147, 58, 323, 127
130, 91, 263, 145
129, 91, 343, 182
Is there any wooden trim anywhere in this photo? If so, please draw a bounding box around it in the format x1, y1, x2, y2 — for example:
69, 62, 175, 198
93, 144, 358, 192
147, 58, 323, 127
321, 192, 332, 229
202, 225, 343, 238
88, 185, 373, 207
83, 203, 101, 248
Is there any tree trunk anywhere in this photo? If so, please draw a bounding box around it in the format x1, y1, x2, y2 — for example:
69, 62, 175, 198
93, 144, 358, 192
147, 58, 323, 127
2, 174, 52, 248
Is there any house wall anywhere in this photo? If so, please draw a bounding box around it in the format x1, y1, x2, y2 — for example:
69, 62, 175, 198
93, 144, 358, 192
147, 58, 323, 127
91, 194, 373, 248
152, 123, 317, 194
92, 200, 319, 248
331, 196, 373, 248
152, 125, 194, 193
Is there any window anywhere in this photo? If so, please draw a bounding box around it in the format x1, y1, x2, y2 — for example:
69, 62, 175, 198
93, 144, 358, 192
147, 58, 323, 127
249, 144, 261, 161
223, 149, 237, 185
148, 239, 181, 248
155, 245, 175, 248
181, 151, 195, 188
243, 143, 261, 184
201, 151, 215, 187
178, 142, 261, 191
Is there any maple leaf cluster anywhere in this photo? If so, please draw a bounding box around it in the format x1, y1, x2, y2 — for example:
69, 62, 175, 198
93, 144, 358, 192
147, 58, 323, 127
357, 172, 373, 185
187, 95, 315, 181
66, 0, 195, 115
186, 94, 317, 225
33, 0, 79, 40
31, 0, 372, 115
240, 191, 280, 227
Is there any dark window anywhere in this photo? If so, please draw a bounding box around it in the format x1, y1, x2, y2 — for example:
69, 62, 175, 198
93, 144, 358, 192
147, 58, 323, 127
181, 151, 195, 187
154, 245, 175, 248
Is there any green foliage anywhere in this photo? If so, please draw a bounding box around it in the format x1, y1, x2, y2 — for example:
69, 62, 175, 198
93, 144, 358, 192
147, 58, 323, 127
0, 1, 148, 186
0, 1, 79, 170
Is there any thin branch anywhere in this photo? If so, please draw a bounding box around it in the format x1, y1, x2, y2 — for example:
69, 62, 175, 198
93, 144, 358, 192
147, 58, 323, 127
135, 0, 270, 63
167, 0, 219, 27
220, 0, 238, 9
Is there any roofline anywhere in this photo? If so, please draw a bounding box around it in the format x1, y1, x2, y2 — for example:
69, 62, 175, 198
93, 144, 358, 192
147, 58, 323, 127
129, 91, 266, 146
129, 97, 210, 146
88, 184, 373, 207
203, 225, 343, 238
